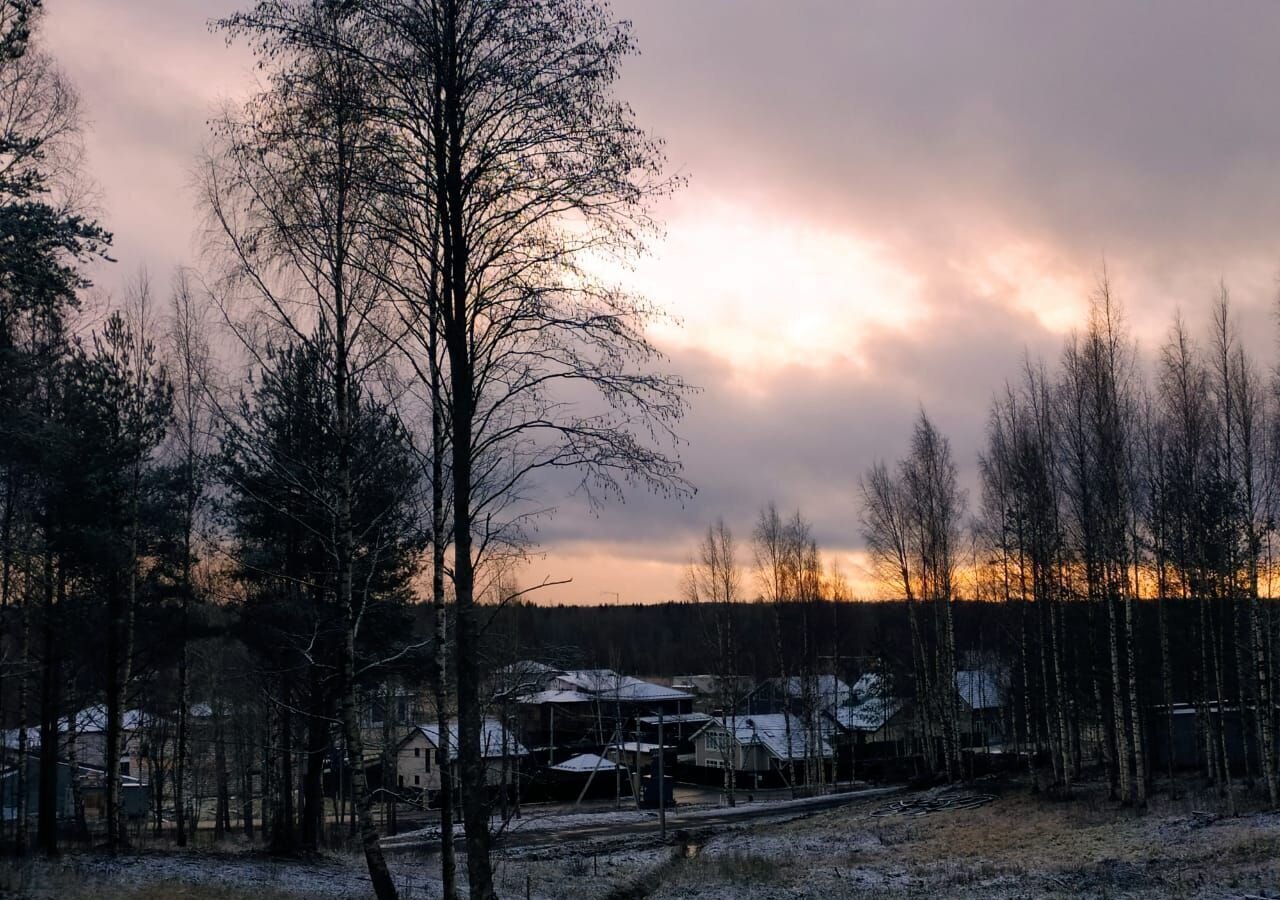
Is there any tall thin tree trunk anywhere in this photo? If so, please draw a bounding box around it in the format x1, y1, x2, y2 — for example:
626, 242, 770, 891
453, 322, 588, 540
1251, 590, 1276, 805
1050, 596, 1072, 795
429, 275, 457, 900
215, 712, 231, 840
303, 669, 327, 851
1212, 598, 1236, 815
1106, 585, 1132, 803
1124, 592, 1146, 807
36, 548, 58, 855
1157, 592, 1176, 798
15, 587, 28, 856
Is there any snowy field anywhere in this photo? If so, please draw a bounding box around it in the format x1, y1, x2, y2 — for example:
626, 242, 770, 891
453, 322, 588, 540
8, 776, 1280, 898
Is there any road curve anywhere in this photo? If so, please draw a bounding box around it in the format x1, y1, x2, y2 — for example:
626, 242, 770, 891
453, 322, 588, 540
383, 786, 900, 854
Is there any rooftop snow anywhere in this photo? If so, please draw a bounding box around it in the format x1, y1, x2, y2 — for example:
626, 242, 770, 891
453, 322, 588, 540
550, 753, 620, 773
956, 669, 1005, 710
700, 713, 833, 760
406, 718, 528, 760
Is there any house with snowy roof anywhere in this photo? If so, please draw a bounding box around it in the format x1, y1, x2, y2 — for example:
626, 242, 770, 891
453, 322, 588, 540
691, 713, 833, 787
394, 718, 528, 798
3, 705, 158, 781
955, 665, 1009, 747
508, 664, 694, 758
747, 675, 854, 719
825, 667, 1009, 759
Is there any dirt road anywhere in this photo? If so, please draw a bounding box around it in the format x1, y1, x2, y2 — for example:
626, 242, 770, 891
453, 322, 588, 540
383, 786, 900, 853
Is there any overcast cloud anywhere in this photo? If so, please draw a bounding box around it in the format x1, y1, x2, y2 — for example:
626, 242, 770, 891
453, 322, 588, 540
41, 1, 1280, 601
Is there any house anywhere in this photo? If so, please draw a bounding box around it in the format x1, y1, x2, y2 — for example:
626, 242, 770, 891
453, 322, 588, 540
513, 689, 598, 761
510, 664, 695, 755
1148, 702, 1262, 770
545, 752, 628, 802
3, 705, 157, 782
634, 712, 713, 756
547, 669, 694, 714
748, 675, 853, 718
605, 740, 671, 773
670, 675, 755, 712
956, 667, 1009, 747
826, 668, 1010, 760
692, 713, 833, 787
830, 690, 912, 757
394, 718, 528, 797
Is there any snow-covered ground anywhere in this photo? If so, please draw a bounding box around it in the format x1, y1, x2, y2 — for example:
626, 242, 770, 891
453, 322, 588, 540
13, 776, 1280, 899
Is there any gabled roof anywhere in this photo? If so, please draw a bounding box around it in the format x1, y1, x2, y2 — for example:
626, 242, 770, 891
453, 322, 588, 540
832, 695, 905, 732
550, 753, 619, 773
521, 669, 693, 705
493, 661, 560, 697
3, 706, 155, 750
851, 672, 885, 700
956, 669, 1005, 710
697, 714, 833, 760
610, 676, 691, 703
769, 675, 853, 707
402, 718, 528, 760
1, 727, 40, 751
67, 705, 156, 734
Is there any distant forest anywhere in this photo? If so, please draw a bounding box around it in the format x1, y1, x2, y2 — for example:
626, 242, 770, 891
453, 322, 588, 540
496, 598, 1236, 712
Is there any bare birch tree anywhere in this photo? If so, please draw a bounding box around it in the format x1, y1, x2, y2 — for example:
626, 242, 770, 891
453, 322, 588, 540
685, 518, 742, 805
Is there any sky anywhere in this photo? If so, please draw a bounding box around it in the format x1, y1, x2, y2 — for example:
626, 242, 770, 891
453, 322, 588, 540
40, 1, 1280, 602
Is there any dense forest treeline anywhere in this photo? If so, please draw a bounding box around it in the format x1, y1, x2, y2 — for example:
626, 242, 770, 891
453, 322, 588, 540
492, 598, 1233, 700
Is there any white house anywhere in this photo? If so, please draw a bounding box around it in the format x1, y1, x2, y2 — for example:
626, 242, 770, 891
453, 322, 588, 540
3, 705, 155, 780
394, 718, 527, 795
692, 713, 833, 783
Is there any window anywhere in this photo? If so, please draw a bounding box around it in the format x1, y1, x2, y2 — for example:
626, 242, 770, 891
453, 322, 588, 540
414, 775, 421, 786
414, 747, 421, 758
424, 754, 432, 773
398, 775, 404, 787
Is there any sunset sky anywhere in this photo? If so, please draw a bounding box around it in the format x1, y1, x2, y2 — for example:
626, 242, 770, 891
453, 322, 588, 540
42, 1, 1280, 603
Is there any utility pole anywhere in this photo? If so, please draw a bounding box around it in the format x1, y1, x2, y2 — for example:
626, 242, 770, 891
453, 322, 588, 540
658, 707, 667, 840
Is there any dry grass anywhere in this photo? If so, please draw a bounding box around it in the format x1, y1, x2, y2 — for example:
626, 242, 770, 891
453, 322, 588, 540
10, 779, 1280, 900
647, 775, 1280, 898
